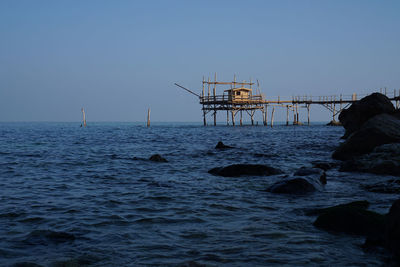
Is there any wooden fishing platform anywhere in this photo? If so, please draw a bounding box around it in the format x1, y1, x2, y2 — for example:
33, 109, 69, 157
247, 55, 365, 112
175, 74, 400, 126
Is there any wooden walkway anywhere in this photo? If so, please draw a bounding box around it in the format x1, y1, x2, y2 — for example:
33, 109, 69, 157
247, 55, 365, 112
175, 76, 400, 126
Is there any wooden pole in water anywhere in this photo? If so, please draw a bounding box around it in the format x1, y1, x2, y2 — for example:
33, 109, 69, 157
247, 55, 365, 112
227, 110, 229, 126
202, 77, 206, 126
81, 108, 87, 127
147, 108, 151, 127
307, 104, 310, 125
265, 105, 268, 126
231, 109, 235, 126
286, 106, 289, 126
271, 107, 275, 128
240, 110, 243, 126
213, 73, 217, 126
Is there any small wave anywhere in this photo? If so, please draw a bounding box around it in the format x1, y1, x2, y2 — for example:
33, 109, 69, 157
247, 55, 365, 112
179, 232, 208, 239
18, 217, 44, 223
24, 230, 75, 245
0, 212, 22, 218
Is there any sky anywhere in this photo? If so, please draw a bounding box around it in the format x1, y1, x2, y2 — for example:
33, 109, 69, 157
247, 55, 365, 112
0, 0, 399, 122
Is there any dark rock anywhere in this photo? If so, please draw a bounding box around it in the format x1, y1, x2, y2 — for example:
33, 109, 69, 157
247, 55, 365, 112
313, 202, 385, 237
333, 113, 400, 160
339, 92, 395, 139
149, 154, 168, 162
267, 178, 318, 194
215, 141, 233, 149
339, 143, 400, 176
307, 200, 370, 216
385, 199, 400, 258
208, 164, 282, 177
326, 120, 342, 126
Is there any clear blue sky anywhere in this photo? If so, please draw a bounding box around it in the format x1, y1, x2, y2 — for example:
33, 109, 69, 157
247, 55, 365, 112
1, 0, 399, 122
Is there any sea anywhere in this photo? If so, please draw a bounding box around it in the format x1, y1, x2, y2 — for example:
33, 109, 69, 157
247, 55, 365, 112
0, 122, 398, 266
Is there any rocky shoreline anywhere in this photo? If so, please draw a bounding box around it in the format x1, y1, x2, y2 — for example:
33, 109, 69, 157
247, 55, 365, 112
328, 92, 400, 261
206, 92, 400, 263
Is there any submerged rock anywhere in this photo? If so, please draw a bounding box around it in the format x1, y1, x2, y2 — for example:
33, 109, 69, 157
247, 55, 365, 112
339, 92, 395, 139
149, 154, 168, 162
215, 141, 233, 149
313, 202, 385, 236
267, 177, 321, 195
307, 200, 370, 216
208, 164, 282, 177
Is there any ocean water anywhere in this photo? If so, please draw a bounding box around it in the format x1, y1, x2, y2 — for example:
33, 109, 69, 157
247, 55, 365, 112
0, 122, 397, 266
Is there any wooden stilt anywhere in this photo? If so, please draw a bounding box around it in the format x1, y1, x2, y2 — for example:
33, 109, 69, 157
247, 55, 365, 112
307, 104, 310, 125
147, 108, 151, 127
227, 110, 229, 126
81, 108, 87, 127
265, 105, 268, 126
286, 106, 289, 126
240, 110, 243, 126
231, 110, 235, 126
213, 73, 217, 126
271, 107, 275, 128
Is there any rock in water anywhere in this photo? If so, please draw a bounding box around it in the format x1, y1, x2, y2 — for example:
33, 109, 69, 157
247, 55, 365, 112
385, 198, 400, 258
313, 202, 385, 236
267, 178, 318, 194
208, 164, 282, 177
339, 143, 400, 176
215, 141, 233, 149
149, 154, 168, 162
333, 113, 400, 160
339, 92, 395, 139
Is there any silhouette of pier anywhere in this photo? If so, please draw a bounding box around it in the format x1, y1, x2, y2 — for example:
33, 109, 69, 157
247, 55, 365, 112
175, 74, 400, 126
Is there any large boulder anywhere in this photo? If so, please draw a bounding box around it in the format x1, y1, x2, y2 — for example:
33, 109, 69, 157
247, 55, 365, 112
339, 93, 395, 139
208, 164, 282, 177
385, 199, 400, 258
333, 113, 400, 160
313, 201, 385, 237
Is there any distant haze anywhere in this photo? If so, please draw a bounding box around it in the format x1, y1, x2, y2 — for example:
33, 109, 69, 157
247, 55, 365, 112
1, 0, 399, 122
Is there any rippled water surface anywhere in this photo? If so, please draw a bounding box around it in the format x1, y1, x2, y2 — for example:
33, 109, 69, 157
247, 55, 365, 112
0, 122, 397, 266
